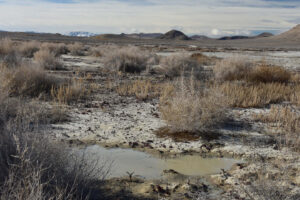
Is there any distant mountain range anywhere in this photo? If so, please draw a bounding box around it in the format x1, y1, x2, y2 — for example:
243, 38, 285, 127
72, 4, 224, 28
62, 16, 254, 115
92, 29, 275, 41
0, 28, 281, 41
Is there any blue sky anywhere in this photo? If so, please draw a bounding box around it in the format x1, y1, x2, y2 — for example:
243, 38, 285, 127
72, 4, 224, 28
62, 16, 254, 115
0, 0, 299, 37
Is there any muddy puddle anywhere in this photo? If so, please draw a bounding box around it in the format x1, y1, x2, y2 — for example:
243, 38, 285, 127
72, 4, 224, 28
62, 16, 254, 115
75, 145, 241, 180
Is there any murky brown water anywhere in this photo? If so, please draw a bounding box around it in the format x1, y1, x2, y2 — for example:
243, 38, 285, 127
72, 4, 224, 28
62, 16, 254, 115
75, 145, 241, 179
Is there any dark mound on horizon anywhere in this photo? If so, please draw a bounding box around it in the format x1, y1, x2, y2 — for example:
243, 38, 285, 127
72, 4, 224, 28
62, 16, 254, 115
255, 32, 274, 38
219, 35, 250, 40
159, 30, 190, 40
218, 32, 274, 40
191, 35, 211, 40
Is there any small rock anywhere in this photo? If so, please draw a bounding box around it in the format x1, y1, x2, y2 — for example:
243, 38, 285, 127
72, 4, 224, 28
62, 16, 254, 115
163, 169, 179, 175
293, 176, 300, 185
129, 142, 139, 148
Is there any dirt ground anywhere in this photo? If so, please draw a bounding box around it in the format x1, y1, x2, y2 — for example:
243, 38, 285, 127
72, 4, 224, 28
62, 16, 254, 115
41, 46, 300, 200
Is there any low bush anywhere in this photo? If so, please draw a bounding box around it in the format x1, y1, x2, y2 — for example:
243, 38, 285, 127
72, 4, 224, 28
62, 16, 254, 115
0, 38, 15, 56
217, 82, 294, 108
0, 62, 61, 97
51, 78, 88, 105
68, 42, 84, 56
159, 55, 204, 79
159, 76, 227, 134
41, 42, 69, 56
34, 49, 63, 70
17, 40, 40, 58
116, 80, 173, 101
0, 38, 21, 67
213, 57, 253, 81
248, 64, 291, 83
89, 46, 103, 57
255, 105, 300, 152
214, 58, 292, 83
190, 53, 218, 66
103, 46, 150, 73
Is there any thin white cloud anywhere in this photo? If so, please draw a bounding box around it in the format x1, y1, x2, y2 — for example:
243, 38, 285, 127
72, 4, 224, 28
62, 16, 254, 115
0, 0, 299, 36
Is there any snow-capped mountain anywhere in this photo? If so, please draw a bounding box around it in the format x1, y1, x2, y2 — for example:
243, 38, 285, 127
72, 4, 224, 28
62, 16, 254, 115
66, 32, 97, 37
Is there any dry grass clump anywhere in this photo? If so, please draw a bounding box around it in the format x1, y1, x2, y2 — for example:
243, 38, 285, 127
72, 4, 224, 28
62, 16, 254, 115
0, 38, 15, 56
159, 76, 228, 134
248, 64, 291, 83
68, 42, 84, 56
0, 63, 61, 97
0, 38, 21, 67
214, 57, 292, 83
213, 57, 253, 81
255, 105, 300, 151
190, 53, 218, 66
34, 49, 63, 70
159, 55, 204, 79
89, 46, 103, 57
217, 82, 294, 108
41, 42, 68, 56
116, 80, 173, 101
51, 78, 88, 104
103, 46, 150, 73
17, 40, 40, 58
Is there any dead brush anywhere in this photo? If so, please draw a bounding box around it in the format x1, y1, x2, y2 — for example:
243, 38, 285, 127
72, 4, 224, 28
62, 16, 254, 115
89, 46, 103, 57
0, 38, 15, 56
159, 74, 228, 134
214, 57, 292, 83
17, 40, 40, 58
190, 53, 218, 66
33, 49, 63, 70
159, 54, 205, 79
51, 77, 88, 104
0, 63, 61, 97
255, 105, 300, 151
216, 82, 294, 108
102, 45, 150, 73
248, 64, 291, 83
41, 42, 69, 56
68, 42, 84, 56
213, 57, 253, 82
0, 38, 21, 67
116, 80, 171, 100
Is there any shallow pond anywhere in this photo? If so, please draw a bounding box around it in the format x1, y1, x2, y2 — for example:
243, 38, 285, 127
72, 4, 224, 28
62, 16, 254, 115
75, 145, 241, 180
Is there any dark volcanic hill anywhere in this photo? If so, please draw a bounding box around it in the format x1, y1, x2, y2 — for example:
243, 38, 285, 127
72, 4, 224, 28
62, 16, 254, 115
159, 30, 190, 40
219, 35, 250, 40
190, 35, 211, 40
255, 32, 274, 38
218, 32, 274, 40
271, 24, 300, 41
